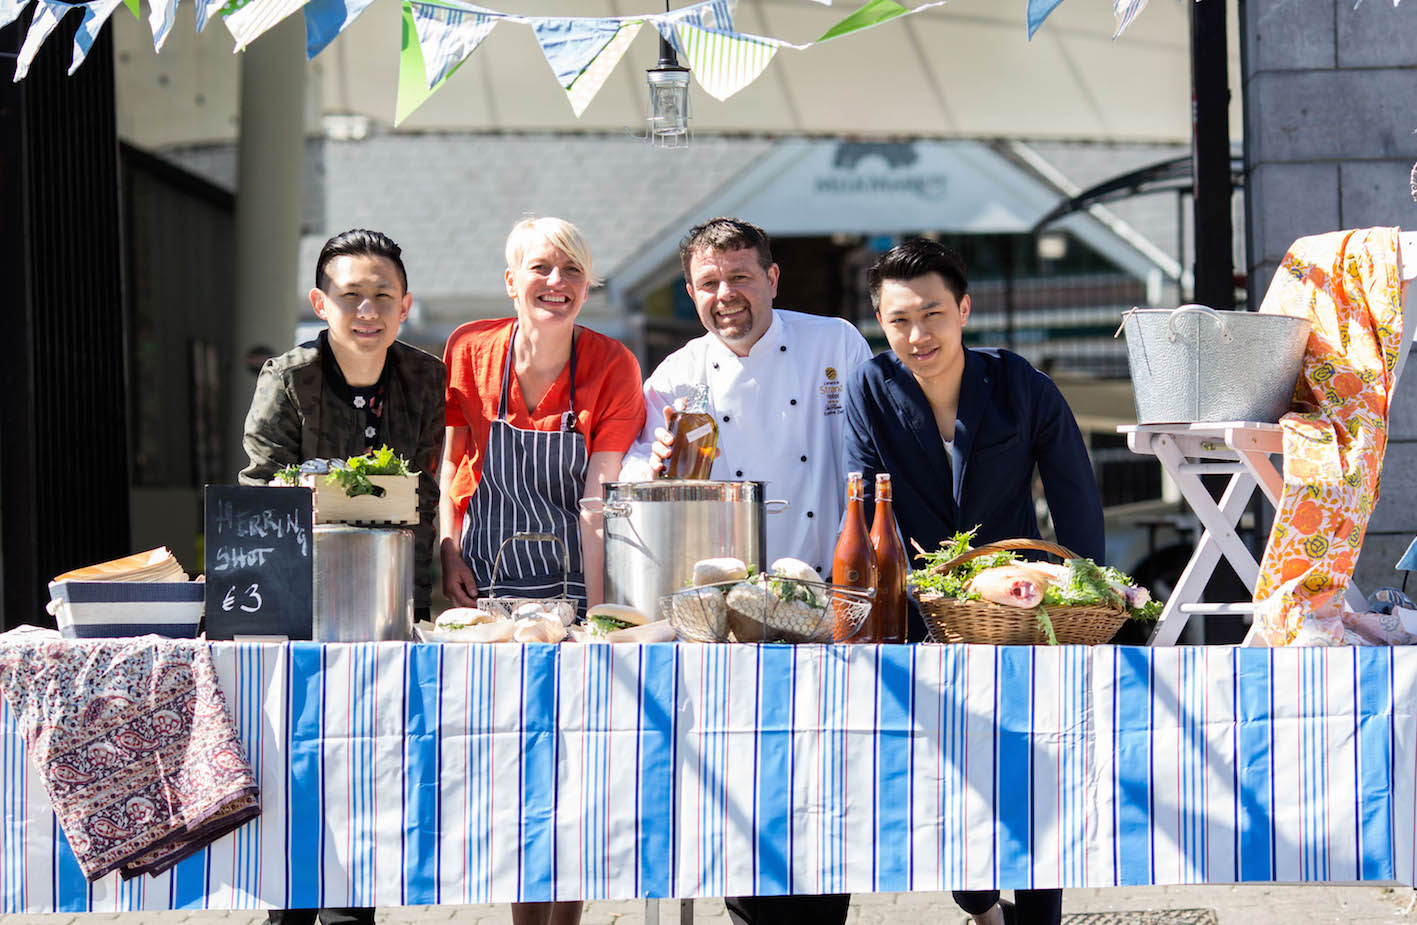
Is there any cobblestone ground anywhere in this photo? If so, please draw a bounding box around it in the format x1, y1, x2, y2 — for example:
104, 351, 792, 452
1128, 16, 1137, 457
5, 886, 1413, 925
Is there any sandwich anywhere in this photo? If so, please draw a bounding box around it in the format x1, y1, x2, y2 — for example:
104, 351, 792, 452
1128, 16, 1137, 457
585, 603, 652, 637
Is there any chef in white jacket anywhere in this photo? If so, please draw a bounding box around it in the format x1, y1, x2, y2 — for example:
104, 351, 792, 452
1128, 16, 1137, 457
624, 217, 869, 922
624, 218, 872, 580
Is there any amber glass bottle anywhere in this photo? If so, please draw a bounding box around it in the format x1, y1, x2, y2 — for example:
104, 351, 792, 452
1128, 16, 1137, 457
832, 471, 878, 642
870, 473, 908, 643
664, 384, 718, 480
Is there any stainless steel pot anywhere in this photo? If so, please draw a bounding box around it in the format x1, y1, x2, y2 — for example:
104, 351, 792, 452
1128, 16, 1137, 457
589, 480, 788, 620
312, 524, 413, 642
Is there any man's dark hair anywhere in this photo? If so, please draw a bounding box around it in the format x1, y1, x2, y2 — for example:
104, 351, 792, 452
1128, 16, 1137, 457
315, 229, 409, 294
678, 217, 774, 278
867, 238, 969, 310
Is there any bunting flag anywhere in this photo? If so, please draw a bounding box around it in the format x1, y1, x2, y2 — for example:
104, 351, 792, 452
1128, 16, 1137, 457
69, 0, 127, 73
9, 0, 953, 120
148, 0, 177, 49
221, 0, 311, 50
408, 0, 498, 89
12, 0, 65, 80
674, 21, 781, 102
1113, 0, 1149, 37
1025, 0, 1065, 39
566, 20, 641, 117
0, 0, 29, 30
303, 0, 378, 57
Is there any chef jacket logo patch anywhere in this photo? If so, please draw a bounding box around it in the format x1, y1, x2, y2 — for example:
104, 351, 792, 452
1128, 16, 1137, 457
820, 368, 844, 415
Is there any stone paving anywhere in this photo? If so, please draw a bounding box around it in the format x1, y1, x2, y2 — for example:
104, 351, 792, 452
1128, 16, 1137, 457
5, 886, 1414, 925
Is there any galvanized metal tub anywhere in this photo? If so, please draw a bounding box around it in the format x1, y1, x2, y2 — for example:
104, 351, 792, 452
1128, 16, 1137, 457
1121, 304, 1311, 424
312, 524, 413, 642
593, 480, 786, 620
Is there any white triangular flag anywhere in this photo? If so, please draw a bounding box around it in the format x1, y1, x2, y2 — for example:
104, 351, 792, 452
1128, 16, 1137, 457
223, 0, 312, 50
674, 20, 780, 101
70, 0, 126, 74
0, 0, 30, 30
13, 0, 68, 81
409, 0, 499, 89
148, 0, 177, 50
1113, 0, 1150, 37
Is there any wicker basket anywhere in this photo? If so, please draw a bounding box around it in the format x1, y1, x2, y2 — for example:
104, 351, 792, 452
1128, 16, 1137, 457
914, 539, 1129, 646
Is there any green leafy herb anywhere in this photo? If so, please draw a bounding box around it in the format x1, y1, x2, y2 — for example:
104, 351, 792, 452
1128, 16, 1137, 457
909, 528, 1019, 600
274, 465, 302, 486
325, 446, 411, 498
1035, 605, 1059, 646
768, 576, 819, 609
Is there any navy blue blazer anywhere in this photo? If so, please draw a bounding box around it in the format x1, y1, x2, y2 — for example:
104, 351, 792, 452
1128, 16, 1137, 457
843, 347, 1104, 637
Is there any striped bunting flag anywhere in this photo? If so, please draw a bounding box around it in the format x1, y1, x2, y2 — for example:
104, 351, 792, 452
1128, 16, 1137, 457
409, 0, 498, 90
566, 21, 641, 117
0, 0, 28, 30
69, 0, 127, 74
673, 21, 782, 102
1113, 0, 1149, 38
12, 0, 66, 81
529, 17, 623, 88
221, 0, 311, 50
148, 0, 177, 49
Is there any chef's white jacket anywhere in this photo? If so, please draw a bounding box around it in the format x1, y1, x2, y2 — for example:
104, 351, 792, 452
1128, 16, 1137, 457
623, 309, 873, 576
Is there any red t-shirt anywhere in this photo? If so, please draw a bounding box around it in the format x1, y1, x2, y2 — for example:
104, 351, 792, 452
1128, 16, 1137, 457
443, 318, 645, 516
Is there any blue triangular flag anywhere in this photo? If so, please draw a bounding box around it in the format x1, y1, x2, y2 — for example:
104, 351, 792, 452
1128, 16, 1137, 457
303, 0, 376, 58
1025, 0, 1065, 39
528, 17, 621, 89
1397, 536, 1417, 572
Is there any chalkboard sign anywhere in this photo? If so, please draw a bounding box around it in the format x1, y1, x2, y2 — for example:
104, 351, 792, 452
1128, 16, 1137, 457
203, 485, 314, 639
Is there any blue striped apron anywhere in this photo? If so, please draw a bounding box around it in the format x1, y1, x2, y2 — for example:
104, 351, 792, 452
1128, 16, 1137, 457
461, 324, 589, 613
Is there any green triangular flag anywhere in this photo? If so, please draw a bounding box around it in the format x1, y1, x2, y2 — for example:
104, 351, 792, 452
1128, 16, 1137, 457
817, 0, 907, 43
395, 0, 464, 126
124, 0, 140, 18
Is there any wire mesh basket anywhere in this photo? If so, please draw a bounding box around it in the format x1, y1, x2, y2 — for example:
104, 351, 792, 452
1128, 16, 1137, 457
659, 577, 873, 643
480, 532, 577, 626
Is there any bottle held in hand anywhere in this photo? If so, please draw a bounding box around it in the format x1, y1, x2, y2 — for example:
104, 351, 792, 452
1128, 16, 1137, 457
832, 471, 878, 642
870, 473, 909, 644
664, 384, 718, 480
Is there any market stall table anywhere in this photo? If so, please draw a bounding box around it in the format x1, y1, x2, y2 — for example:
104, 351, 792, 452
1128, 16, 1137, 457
0, 641, 1412, 914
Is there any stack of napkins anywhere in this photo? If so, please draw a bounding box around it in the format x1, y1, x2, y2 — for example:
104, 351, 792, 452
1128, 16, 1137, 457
52, 548, 188, 584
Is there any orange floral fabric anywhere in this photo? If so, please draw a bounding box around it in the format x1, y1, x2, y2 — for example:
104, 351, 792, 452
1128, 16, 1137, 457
1252, 227, 1405, 646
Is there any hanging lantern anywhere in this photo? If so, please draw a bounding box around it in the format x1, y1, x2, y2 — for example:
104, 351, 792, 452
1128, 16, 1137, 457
646, 27, 690, 148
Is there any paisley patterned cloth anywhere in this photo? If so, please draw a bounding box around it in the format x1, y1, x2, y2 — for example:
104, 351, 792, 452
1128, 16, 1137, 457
0, 630, 260, 880
1252, 227, 1406, 646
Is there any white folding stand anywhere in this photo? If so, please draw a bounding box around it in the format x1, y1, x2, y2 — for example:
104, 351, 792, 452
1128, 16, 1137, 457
1127, 231, 1417, 647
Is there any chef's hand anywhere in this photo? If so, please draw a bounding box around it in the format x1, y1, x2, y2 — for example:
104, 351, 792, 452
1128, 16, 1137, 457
648, 402, 679, 476
440, 538, 480, 607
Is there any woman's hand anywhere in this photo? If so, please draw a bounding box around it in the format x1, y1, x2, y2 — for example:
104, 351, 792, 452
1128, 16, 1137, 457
440, 537, 480, 607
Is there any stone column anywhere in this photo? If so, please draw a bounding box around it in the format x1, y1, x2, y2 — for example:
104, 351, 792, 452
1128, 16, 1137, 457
1241, 0, 1417, 592
228, 15, 308, 479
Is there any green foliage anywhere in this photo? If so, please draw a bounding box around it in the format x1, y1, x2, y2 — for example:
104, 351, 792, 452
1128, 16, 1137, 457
909, 528, 1016, 600
1042, 558, 1125, 609
326, 446, 411, 498
274, 465, 302, 486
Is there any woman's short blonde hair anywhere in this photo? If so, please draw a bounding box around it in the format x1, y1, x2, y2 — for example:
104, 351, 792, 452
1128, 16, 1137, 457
504, 217, 602, 288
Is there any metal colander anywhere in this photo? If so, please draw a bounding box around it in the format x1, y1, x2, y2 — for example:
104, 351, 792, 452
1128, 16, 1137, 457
659, 577, 872, 643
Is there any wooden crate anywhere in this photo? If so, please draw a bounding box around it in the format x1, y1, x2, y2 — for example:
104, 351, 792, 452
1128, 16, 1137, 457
301, 474, 417, 525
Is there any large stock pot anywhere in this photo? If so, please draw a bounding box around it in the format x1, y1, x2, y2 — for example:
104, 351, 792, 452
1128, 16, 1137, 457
590, 480, 787, 619
312, 524, 414, 641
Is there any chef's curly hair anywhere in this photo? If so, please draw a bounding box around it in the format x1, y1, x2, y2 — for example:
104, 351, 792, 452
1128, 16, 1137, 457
315, 229, 409, 294
679, 218, 774, 278
867, 238, 969, 310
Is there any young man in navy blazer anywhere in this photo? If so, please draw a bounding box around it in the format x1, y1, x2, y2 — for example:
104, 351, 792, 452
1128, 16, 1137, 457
842, 238, 1102, 924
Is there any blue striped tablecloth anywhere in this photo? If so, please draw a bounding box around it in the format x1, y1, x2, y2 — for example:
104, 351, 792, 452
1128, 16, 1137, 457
0, 642, 1411, 913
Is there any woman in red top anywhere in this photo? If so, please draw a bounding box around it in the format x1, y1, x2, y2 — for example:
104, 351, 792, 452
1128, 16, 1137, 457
439, 217, 644, 629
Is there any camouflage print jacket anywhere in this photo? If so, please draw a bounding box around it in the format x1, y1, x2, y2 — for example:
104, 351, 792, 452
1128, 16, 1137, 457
239, 334, 446, 610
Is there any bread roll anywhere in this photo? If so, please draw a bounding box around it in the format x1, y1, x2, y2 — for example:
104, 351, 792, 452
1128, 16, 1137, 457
439, 622, 517, 643
770, 557, 819, 584
586, 603, 652, 627
513, 616, 568, 643
606, 621, 677, 644
693, 557, 749, 586
436, 607, 497, 629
